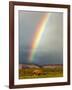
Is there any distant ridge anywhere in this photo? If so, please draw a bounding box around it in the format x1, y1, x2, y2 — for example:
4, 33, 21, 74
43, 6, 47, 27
19, 64, 63, 69
19, 64, 40, 69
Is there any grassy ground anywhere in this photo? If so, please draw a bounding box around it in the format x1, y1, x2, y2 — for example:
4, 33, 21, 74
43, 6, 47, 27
19, 66, 63, 79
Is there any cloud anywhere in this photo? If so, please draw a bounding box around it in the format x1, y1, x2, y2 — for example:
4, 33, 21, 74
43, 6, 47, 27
19, 11, 63, 65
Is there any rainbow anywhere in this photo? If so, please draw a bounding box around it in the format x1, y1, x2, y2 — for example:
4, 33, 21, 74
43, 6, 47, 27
29, 14, 48, 62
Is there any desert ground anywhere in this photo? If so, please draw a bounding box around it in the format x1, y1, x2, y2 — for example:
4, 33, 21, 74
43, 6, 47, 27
19, 64, 63, 79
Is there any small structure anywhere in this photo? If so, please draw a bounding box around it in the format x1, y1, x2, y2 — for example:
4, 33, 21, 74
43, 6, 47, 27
32, 69, 44, 75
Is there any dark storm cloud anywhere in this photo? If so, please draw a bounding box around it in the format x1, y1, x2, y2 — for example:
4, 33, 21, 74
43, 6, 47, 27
19, 11, 46, 47
19, 10, 63, 65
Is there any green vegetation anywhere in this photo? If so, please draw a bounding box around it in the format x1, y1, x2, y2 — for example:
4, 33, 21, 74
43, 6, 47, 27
19, 66, 63, 79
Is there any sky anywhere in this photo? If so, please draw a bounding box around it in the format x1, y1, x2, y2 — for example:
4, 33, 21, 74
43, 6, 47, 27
19, 10, 63, 65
